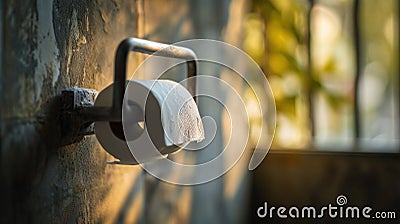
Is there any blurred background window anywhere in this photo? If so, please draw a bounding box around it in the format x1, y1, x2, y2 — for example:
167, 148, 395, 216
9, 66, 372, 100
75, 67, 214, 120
244, 0, 399, 152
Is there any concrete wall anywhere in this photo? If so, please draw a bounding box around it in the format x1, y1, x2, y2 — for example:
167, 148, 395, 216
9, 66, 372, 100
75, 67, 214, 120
0, 0, 249, 223
1, 0, 145, 223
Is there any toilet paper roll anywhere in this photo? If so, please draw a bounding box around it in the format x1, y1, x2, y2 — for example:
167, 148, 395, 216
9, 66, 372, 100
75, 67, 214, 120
94, 80, 204, 164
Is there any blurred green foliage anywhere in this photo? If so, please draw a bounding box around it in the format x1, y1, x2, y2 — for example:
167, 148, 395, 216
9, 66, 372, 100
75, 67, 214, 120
244, 0, 398, 149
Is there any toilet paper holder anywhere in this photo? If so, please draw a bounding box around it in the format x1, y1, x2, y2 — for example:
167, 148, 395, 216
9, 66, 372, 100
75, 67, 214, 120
60, 38, 197, 146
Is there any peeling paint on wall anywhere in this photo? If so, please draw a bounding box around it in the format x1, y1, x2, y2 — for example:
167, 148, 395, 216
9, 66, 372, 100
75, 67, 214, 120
35, 0, 60, 91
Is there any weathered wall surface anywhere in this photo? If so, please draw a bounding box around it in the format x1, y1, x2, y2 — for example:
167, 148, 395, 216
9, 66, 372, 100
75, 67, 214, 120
1, 0, 144, 223
1, 0, 250, 223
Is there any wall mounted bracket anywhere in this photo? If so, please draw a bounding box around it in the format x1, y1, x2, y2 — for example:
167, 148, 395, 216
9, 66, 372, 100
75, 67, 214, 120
60, 38, 197, 146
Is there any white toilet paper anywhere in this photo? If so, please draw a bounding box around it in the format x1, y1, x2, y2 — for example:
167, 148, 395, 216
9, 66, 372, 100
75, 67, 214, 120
94, 80, 204, 164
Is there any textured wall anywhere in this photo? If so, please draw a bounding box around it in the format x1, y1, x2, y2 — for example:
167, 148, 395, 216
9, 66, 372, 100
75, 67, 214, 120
1, 0, 250, 223
1, 0, 144, 223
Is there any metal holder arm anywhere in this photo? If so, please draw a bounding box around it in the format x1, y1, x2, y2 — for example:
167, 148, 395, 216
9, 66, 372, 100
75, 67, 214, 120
81, 38, 197, 122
